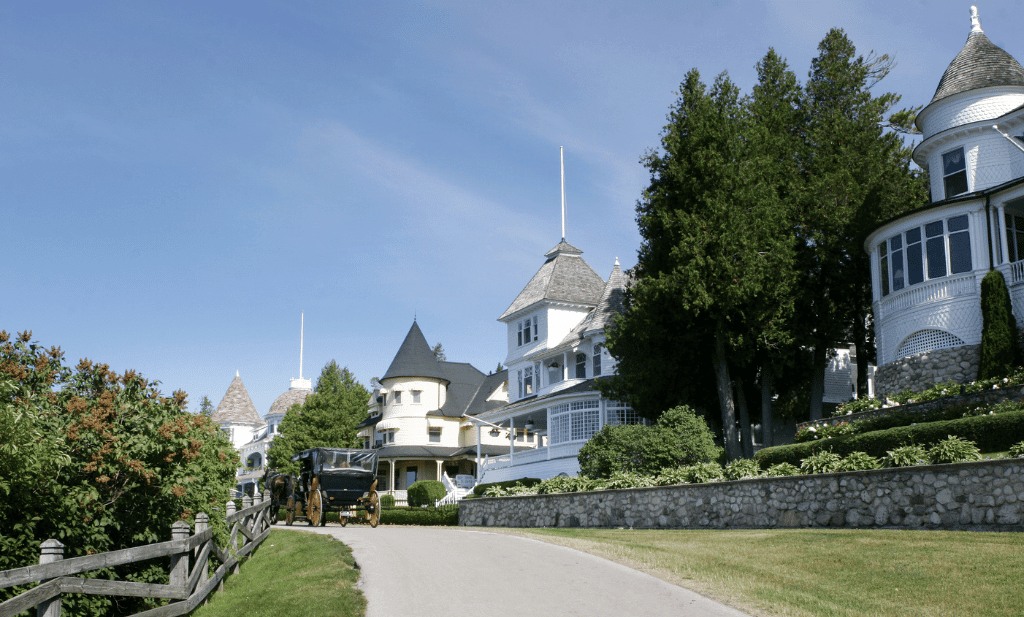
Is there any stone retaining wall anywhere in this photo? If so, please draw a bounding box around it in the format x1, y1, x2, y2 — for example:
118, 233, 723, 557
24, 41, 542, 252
459, 459, 1024, 531
875, 344, 980, 398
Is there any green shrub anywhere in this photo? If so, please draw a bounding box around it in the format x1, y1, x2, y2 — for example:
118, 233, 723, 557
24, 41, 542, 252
883, 445, 930, 467
837, 451, 881, 471
763, 463, 801, 477
603, 471, 657, 489
800, 450, 842, 474
723, 458, 762, 480
473, 478, 542, 496
1010, 441, 1024, 458
577, 405, 720, 478
794, 421, 858, 443
654, 467, 691, 486
682, 462, 724, 484
979, 269, 1020, 379
756, 409, 1024, 468
834, 397, 884, 416
536, 476, 597, 494
928, 435, 982, 464
406, 480, 446, 507
380, 493, 396, 509
379, 505, 459, 526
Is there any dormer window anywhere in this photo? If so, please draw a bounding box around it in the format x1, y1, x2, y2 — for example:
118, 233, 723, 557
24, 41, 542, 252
942, 147, 968, 198
518, 365, 534, 398
575, 353, 587, 379
593, 344, 604, 376
517, 316, 538, 346
393, 391, 402, 405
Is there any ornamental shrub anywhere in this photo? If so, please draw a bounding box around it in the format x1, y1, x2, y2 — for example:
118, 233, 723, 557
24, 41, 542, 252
928, 435, 982, 464
682, 462, 724, 484
723, 458, 762, 480
884, 444, 930, 467
837, 451, 881, 471
654, 467, 691, 486
473, 478, 542, 496
536, 475, 598, 494
800, 450, 842, 474
763, 463, 801, 477
0, 332, 237, 617
378, 505, 459, 526
406, 480, 446, 507
979, 270, 1020, 379
577, 405, 720, 478
380, 493, 396, 509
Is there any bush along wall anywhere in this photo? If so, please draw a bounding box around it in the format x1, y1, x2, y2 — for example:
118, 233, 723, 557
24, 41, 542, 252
755, 409, 1024, 468
979, 269, 1020, 379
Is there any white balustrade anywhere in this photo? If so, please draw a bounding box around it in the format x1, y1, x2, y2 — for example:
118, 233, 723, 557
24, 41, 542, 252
878, 273, 978, 320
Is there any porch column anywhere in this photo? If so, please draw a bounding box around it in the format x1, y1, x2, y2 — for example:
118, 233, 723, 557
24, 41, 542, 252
509, 422, 514, 459
389, 460, 396, 494
436, 459, 442, 481
546, 407, 552, 460
476, 425, 482, 481
562, 351, 568, 381
998, 204, 1010, 265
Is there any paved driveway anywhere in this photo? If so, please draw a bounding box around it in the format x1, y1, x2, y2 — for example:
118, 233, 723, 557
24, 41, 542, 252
274, 524, 752, 617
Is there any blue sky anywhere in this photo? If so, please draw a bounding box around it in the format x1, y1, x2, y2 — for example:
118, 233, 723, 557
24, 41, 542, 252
3, 1, 1018, 415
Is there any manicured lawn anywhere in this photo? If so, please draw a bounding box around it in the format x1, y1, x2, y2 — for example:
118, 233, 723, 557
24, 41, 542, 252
191, 529, 365, 617
504, 528, 1024, 617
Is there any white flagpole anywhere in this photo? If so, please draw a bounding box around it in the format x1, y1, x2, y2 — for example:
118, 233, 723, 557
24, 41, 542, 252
560, 146, 566, 240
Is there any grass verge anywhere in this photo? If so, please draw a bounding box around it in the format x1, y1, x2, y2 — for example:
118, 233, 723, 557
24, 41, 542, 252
496, 528, 1024, 617
191, 529, 365, 617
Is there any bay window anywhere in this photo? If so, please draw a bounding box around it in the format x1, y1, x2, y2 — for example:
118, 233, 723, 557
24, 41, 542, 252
878, 214, 972, 296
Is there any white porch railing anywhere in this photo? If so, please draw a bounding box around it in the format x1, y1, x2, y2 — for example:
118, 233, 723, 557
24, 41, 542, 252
877, 272, 977, 320
1008, 260, 1024, 285
435, 473, 473, 506
479, 441, 585, 471
382, 489, 408, 507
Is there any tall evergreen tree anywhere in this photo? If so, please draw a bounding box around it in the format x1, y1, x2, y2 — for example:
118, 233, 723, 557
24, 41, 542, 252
606, 69, 796, 460
796, 29, 927, 418
267, 360, 370, 476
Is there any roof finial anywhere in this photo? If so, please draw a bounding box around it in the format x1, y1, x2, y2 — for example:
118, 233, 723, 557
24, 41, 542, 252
970, 6, 983, 33
236, 370, 239, 377
560, 146, 566, 242
615, 257, 620, 266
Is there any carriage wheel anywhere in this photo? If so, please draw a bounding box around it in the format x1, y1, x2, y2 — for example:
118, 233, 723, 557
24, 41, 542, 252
285, 496, 295, 526
339, 511, 348, 527
308, 490, 323, 527
367, 490, 380, 528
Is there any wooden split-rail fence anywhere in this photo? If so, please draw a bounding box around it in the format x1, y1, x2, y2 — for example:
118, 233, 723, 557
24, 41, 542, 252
0, 493, 273, 617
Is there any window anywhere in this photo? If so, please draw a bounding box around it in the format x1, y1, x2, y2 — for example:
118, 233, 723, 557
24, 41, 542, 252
1005, 213, 1024, 263
393, 391, 402, 404
575, 353, 587, 379
546, 358, 562, 384
593, 344, 604, 376
942, 148, 968, 198
879, 214, 972, 295
412, 390, 421, 404
517, 316, 538, 346
549, 400, 601, 444
605, 401, 644, 426
382, 429, 395, 444
428, 428, 441, 443
518, 365, 534, 398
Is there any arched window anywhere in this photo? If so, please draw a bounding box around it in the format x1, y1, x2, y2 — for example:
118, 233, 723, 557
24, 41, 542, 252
593, 344, 603, 376
575, 353, 587, 379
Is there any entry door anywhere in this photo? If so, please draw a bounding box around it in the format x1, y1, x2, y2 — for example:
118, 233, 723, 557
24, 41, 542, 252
406, 468, 417, 488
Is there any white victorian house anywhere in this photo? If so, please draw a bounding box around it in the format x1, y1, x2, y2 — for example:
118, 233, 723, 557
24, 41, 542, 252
867, 7, 1024, 396
474, 240, 645, 483
356, 320, 520, 503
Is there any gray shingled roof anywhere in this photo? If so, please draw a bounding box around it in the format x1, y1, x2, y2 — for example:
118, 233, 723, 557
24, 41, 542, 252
554, 261, 628, 347
382, 321, 448, 382
499, 240, 606, 320
437, 361, 487, 417
211, 374, 264, 425
268, 387, 311, 417
930, 30, 1024, 104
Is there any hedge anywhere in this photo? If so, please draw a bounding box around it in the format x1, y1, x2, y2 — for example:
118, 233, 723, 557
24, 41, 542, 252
472, 478, 542, 496
407, 480, 447, 507
276, 505, 459, 526
755, 409, 1024, 468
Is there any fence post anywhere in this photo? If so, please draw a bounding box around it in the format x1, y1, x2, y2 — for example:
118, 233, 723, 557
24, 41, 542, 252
194, 513, 209, 583
37, 539, 64, 617
169, 520, 190, 594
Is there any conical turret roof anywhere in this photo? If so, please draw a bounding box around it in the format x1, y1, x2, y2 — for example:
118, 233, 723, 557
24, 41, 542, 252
499, 240, 606, 320
211, 373, 263, 425
930, 11, 1024, 104
382, 321, 448, 382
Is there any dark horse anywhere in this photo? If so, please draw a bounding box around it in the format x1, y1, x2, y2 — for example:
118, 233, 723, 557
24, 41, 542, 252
263, 469, 293, 524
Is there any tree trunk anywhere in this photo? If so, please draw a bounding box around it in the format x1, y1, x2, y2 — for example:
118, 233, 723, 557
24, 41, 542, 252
760, 366, 774, 448
809, 345, 826, 421
852, 305, 870, 399
735, 378, 753, 459
712, 324, 741, 460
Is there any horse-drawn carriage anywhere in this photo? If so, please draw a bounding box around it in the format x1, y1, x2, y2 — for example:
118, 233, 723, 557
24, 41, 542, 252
271, 448, 381, 528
